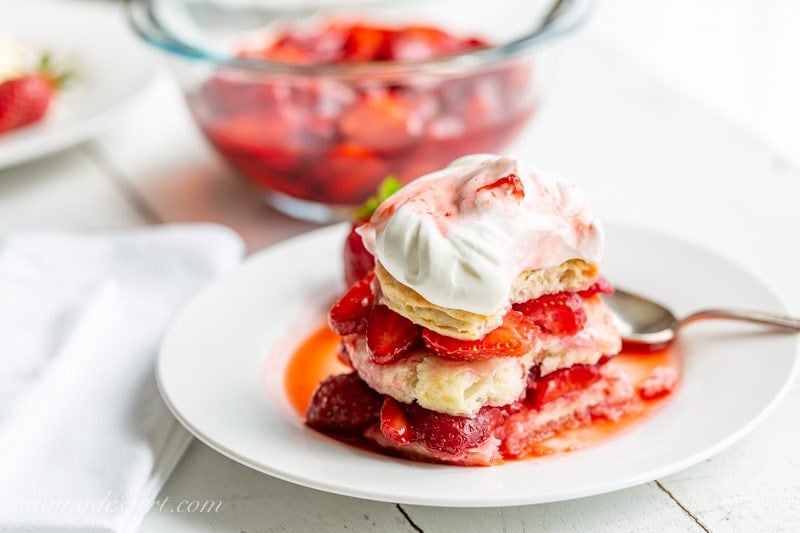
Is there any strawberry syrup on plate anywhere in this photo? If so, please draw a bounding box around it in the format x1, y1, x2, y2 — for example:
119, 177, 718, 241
284, 324, 681, 460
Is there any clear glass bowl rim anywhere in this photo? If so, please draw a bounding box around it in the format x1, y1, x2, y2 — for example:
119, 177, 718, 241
127, 0, 593, 77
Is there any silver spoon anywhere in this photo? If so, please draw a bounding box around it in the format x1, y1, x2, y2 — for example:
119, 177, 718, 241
602, 288, 800, 350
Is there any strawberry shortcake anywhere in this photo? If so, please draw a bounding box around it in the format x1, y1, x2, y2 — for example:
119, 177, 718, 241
307, 154, 642, 465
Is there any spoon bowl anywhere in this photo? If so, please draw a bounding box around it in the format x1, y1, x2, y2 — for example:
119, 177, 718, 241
602, 288, 800, 351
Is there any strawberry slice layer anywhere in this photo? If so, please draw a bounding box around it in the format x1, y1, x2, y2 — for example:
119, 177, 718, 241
367, 305, 422, 365
328, 271, 375, 335
379, 397, 412, 445
514, 291, 587, 336
406, 403, 506, 455
380, 400, 507, 455
527, 364, 603, 408
306, 372, 383, 433
422, 310, 537, 360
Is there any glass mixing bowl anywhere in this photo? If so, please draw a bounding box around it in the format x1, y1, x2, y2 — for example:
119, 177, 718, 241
129, 0, 591, 222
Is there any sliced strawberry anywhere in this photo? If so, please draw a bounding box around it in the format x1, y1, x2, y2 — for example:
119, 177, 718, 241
342, 25, 390, 61
338, 92, 428, 153
344, 221, 374, 287
343, 177, 401, 284
379, 397, 412, 445
328, 272, 375, 335
314, 142, 388, 205
404, 402, 504, 455
476, 173, 524, 199
206, 112, 303, 170
514, 292, 587, 336
578, 276, 615, 298
422, 310, 537, 360
366, 305, 421, 364
528, 364, 603, 408
381, 400, 507, 455
245, 22, 486, 65
252, 34, 316, 65
384, 25, 483, 61
306, 372, 383, 433
384, 26, 452, 60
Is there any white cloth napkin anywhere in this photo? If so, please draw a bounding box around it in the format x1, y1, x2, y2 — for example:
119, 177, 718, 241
0, 224, 244, 532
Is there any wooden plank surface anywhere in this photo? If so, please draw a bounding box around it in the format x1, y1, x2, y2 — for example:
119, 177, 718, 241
658, 379, 800, 531
405, 485, 701, 533
140, 441, 698, 533
140, 441, 421, 533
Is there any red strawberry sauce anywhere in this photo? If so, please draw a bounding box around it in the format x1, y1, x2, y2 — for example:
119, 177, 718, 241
283, 323, 681, 461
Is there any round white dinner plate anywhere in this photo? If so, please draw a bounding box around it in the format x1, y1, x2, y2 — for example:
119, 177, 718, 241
0, 1, 156, 168
158, 223, 799, 506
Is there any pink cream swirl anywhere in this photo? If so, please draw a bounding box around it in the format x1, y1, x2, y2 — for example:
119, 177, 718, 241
358, 154, 603, 315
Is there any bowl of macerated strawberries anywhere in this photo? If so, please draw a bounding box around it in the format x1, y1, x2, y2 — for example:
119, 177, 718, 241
129, 0, 591, 221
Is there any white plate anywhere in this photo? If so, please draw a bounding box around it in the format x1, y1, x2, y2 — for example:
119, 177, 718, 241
158, 223, 799, 506
0, 1, 156, 168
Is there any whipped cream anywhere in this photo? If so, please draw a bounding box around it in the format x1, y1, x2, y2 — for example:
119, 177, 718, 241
358, 154, 603, 315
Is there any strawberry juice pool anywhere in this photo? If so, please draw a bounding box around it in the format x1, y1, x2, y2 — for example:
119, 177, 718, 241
284, 323, 681, 463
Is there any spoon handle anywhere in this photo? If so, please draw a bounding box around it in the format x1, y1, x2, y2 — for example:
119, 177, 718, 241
680, 309, 800, 332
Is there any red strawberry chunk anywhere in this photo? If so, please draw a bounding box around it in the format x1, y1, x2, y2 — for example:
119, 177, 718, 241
514, 292, 587, 336
475, 173, 525, 199
344, 221, 375, 286
379, 399, 505, 455
578, 276, 615, 298
404, 403, 504, 455
306, 372, 383, 433
342, 25, 390, 61
422, 310, 537, 360
249, 22, 487, 65
366, 305, 422, 364
385, 26, 482, 60
328, 272, 375, 335
379, 397, 412, 445
528, 364, 602, 408
314, 142, 388, 205
338, 92, 424, 153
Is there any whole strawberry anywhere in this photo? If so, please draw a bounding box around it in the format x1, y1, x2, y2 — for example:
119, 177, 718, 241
343, 176, 402, 286
0, 53, 67, 134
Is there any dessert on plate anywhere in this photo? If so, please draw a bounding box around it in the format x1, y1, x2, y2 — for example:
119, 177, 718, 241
306, 153, 674, 465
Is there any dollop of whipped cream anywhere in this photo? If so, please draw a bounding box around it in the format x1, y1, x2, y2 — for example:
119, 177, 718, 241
358, 154, 604, 316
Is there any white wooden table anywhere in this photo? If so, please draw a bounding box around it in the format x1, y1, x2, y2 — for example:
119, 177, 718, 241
2, 4, 799, 531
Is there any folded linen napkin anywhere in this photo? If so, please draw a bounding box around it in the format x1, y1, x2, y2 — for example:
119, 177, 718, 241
0, 224, 244, 532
